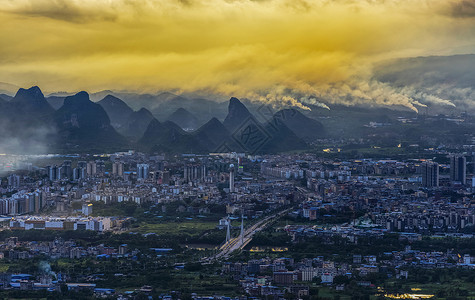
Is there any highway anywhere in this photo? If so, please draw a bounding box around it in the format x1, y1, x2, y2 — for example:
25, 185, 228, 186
202, 208, 292, 262
199, 187, 308, 263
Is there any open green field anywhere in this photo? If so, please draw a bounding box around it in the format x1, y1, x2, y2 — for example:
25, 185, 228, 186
161, 269, 242, 296
317, 287, 360, 300
130, 221, 217, 234
0, 262, 9, 272
382, 279, 475, 299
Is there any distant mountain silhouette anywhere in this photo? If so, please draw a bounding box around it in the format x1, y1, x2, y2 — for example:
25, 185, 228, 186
166, 108, 200, 131
89, 90, 116, 102
194, 117, 242, 152
151, 94, 193, 119
157, 97, 229, 125
260, 117, 309, 153
223, 97, 254, 132
98, 95, 134, 129
90, 90, 230, 123
221, 97, 309, 153
0, 82, 19, 95
0, 94, 12, 101
54, 91, 126, 149
271, 109, 325, 141
11, 86, 54, 115
139, 119, 205, 153
10, 86, 459, 155
46, 96, 66, 110
55, 91, 108, 127
126, 91, 182, 112
0, 86, 56, 153
119, 108, 155, 139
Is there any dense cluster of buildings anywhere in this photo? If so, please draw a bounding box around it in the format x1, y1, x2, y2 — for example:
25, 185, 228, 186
224, 235, 475, 297
0, 150, 473, 298
222, 248, 474, 298
0, 236, 135, 260
0, 152, 302, 244
9, 216, 118, 232
258, 154, 475, 234
421, 155, 472, 188
0, 190, 46, 215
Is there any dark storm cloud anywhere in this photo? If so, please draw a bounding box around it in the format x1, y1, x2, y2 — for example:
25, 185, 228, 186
449, 0, 475, 18
5, 0, 117, 23
0, 0, 474, 112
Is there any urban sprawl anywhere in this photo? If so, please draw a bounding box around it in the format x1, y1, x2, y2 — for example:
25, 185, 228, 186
0, 151, 474, 299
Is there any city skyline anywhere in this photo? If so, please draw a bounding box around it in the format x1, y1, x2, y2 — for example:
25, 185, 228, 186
0, 1, 474, 298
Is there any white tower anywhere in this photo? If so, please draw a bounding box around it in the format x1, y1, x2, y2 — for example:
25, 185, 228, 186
240, 214, 244, 245
226, 218, 231, 243
229, 164, 235, 193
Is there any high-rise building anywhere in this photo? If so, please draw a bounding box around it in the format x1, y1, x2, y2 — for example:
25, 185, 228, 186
59, 160, 72, 180
27, 194, 35, 213
422, 162, 439, 188
86, 161, 97, 177
137, 164, 149, 180
112, 161, 124, 177
229, 164, 235, 193
450, 155, 466, 185
183, 164, 206, 182
34, 191, 44, 213
48, 166, 59, 181
82, 203, 93, 216
73, 167, 86, 181
237, 157, 244, 174
118, 244, 128, 255
161, 171, 170, 185
7, 174, 20, 188
57, 166, 64, 180
96, 161, 106, 175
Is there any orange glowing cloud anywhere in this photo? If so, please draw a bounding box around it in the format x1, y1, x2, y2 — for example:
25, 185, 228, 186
0, 0, 474, 111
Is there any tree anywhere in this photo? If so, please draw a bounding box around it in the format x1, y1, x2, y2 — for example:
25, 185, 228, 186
284, 291, 296, 300
333, 275, 350, 285
184, 262, 203, 272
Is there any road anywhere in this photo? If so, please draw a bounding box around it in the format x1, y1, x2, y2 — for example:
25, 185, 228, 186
202, 208, 292, 262
198, 187, 309, 263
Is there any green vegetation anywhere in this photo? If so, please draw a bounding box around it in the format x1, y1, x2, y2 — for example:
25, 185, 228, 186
90, 201, 143, 217
131, 221, 216, 234
0, 256, 240, 298
382, 269, 475, 299
247, 231, 292, 247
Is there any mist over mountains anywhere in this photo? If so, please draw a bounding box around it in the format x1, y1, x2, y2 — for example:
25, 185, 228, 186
2, 83, 475, 155
0, 86, 56, 154
2, 83, 474, 157
0, 86, 329, 154
3, 54, 474, 116
1, 54, 474, 155
373, 54, 475, 113
1, 83, 474, 155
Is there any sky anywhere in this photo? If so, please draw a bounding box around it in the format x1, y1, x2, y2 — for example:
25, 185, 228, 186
1, 0, 475, 111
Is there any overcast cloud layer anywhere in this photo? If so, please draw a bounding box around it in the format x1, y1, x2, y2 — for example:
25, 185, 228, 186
1, 0, 475, 111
